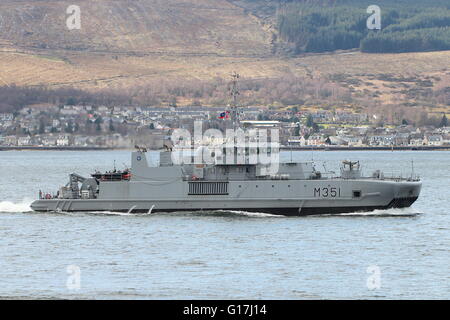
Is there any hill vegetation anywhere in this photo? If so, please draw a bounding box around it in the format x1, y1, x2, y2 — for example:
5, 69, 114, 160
276, 0, 450, 54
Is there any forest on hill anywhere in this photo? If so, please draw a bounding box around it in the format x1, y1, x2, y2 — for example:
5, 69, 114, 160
272, 0, 450, 54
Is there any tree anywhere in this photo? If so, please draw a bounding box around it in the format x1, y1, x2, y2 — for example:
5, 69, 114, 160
66, 97, 77, 106
65, 120, 75, 133
306, 114, 315, 128
38, 119, 45, 134
294, 124, 300, 136
109, 119, 115, 132
95, 116, 103, 132
312, 122, 320, 133
439, 114, 448, 127
169, 97, 178, 107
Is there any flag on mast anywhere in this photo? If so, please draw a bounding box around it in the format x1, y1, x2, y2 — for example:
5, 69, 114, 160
218, 111, 230, 119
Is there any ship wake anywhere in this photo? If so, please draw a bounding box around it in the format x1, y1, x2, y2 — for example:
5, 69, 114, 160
0, 200, 33, 213
325, 207, 422, 217
65, 210, 283, 218
210, 210, 283, 218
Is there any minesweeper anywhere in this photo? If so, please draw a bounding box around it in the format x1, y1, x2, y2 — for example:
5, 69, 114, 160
30, 146, 421, 216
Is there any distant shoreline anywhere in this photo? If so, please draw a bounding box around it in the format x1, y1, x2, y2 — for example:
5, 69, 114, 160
280, 146, 450, 151
0, 146, 115, 151
1, 146, 449, 152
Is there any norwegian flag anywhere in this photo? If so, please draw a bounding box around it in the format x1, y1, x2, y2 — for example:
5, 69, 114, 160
218, 111, 230, 119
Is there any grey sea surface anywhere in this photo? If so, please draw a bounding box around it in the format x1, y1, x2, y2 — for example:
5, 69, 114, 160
0, 150, 448, 299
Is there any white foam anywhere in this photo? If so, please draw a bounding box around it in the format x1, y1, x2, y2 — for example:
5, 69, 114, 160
87, 211, 154, 216
88, 211, 134, 216
216, 210, 283, 218
0, 200, 32, 213
334, 207, 422, 217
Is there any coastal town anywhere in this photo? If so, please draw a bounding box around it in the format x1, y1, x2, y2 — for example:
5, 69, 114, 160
0, 104, 449, 150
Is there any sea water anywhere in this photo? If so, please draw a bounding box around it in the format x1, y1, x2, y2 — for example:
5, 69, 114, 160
0, 150, 448, 299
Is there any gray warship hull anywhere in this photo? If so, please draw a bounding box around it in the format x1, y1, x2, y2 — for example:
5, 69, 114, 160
31, 168, 421, 216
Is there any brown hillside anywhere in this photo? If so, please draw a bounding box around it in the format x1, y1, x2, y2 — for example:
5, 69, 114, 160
0, 0, 272, 55
0, 0, 449, 117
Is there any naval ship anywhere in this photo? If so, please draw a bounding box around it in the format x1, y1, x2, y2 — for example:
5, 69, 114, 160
30, 147, 421, 216
30, 75, 421, 216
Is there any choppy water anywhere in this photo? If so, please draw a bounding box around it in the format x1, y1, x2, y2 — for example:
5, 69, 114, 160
0, 150, 448, 299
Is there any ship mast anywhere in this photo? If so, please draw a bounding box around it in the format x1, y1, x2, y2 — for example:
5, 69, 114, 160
230, 72, 240, 130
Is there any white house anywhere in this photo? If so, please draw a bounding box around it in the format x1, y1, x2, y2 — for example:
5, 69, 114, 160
0, 113, 13, 121
342, 135, 364, 147
17, 136, 32, 146
426, 135, 443, 146
57, 135, 70, 146
307, 135, 326, 146
287, 136, 307, 146
42, 136, 57, 146
409, 138, 425, 146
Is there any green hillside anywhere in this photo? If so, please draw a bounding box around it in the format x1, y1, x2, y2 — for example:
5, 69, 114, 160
272, 0, 450, 54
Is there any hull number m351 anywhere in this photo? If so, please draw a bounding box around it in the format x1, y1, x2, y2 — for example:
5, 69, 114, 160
314, 187, 341, 198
